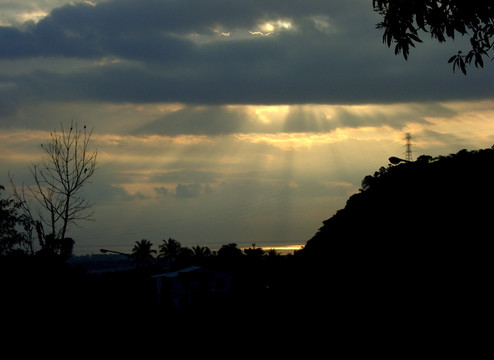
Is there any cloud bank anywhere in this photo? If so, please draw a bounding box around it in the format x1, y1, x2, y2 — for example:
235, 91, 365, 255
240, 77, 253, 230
1, 0, 494, 111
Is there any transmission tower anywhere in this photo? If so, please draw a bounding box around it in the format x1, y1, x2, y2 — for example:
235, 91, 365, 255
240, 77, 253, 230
404, 133, 413, 161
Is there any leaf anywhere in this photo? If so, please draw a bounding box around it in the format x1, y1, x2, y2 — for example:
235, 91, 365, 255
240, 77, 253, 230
455, 22, 466, 35
448, 55, 457, 63
475, 53, 484, 68
452, 57, 461, 73
460, 59, 467, 75
409, 33, 423, 43
394, 44, 400, 55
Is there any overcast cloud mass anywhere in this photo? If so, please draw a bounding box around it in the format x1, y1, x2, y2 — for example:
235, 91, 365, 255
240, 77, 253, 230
2, 0, 494, 254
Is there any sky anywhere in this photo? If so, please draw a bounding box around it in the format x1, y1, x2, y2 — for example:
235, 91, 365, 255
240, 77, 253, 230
2, 0, 494, 255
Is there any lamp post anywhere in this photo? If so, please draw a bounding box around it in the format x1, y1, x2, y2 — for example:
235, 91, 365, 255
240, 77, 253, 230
100, 248, 131, 257
389, 156, 411, 165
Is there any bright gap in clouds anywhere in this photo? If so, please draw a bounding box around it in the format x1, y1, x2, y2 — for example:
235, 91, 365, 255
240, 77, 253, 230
251, 19, 294, 36
0, 0, 73, 27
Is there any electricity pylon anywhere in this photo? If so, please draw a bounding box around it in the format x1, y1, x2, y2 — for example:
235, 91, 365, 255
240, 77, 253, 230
404, 133, 413, 162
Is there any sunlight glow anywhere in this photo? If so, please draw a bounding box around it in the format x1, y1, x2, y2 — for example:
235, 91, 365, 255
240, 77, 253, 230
234, 131, 353, 150
251, 19, 294, 36
240, 245, 304, 254
19, 11, 48, 24
0, 130, 50, 162
252, 105, 289, 124
94, 57, 123, 66
239, 245, 304, 255
262, 245, 304, 251
213, 29, 231, 37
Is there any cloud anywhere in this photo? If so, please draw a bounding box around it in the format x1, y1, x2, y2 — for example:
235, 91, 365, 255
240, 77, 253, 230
0, 0, 347, 60
331, 102, 458, 130
84, 181, 148, 203
418, 129, 464, 146
175, 183, 206, 199
283, 106, 334, 133
151, 169, 219, 184
135, 106, 254, 136
131, 102, 461, 137
1, 0, 494, 108
154, 186, 169, 197
0, 1, 69, 27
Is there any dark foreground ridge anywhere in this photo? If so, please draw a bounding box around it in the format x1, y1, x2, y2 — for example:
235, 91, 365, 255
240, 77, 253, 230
1, 148, 491, 342
306, 147, 494, 251
301, 148, 492, 325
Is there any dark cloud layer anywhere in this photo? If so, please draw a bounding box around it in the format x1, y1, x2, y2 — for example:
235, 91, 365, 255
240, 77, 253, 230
135, 106, 254, 135
1, 0, 494, 108
132, 101, 459, 136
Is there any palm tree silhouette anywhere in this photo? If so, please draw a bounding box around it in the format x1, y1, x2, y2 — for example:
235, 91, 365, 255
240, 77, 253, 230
131, 239, 156, 271
158, 238, 182, 268
192, 245, 211, 258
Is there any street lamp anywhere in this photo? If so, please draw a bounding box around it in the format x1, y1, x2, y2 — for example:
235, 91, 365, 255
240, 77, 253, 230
100, 248, 131, 257
389, 156, 411, 165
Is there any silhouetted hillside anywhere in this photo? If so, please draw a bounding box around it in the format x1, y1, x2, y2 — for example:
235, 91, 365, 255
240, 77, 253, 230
305, 147, 494, 253
299, 148, 492, 322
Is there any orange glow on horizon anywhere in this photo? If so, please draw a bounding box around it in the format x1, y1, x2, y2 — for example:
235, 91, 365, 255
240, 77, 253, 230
241, 245, 304, 253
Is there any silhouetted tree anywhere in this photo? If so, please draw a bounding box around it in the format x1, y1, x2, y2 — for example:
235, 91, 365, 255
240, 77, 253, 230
373, 1, 494, 74
36, 234, 74, 260
176, 246, 194, 267
158, 238, 181, 257
266, 249, 281, 257
131, 239, 156, 271
192, 245, 212, 258
158, 238, 182, 268
244, 244, 265, 257
0, 185, 28, 255
217, 243, 243, 258
10, 121, 97, 257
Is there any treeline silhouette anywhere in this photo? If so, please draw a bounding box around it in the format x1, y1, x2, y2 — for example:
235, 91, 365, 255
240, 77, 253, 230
1, 148, 492, 324
122, 238, 285, 273
0, 237, 301, 311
